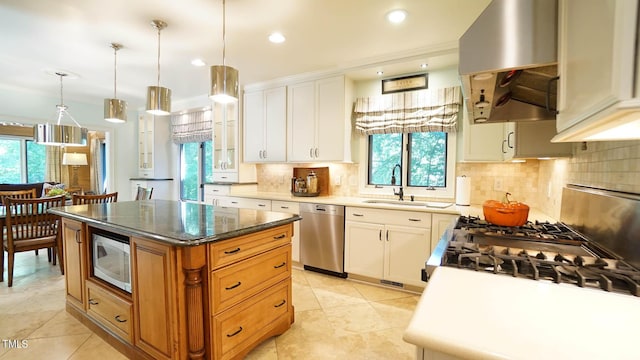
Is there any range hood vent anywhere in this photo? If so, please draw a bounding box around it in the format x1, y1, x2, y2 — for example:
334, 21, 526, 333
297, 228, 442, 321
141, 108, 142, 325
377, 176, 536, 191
459, 0, 559, 124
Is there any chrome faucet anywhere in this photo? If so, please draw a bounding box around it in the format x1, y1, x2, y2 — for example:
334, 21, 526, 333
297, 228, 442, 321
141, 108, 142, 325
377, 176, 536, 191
391, 163, 403, 201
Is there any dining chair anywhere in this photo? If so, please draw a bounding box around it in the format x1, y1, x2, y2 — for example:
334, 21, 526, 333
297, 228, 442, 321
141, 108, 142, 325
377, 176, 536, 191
0, 188, 49, 260
135, 186, 153, 200
72, 192, 118, 205
1, 195, 65, 287
0, 189, 37, 205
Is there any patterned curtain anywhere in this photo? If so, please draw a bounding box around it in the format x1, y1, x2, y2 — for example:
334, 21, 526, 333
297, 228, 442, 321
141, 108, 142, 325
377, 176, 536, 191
45, 146, 63, 183
170, 108, 213, 144
91, 137, 104, 193
354, 86, 461, 135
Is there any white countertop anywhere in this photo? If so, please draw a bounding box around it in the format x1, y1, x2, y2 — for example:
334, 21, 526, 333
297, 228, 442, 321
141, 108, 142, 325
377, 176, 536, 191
403, 266, 640, 360
223, 190, 557, 222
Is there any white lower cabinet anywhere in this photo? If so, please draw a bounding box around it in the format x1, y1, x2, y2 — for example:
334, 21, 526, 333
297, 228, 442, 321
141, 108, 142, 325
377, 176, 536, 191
271, 201, 300, 263
345, 207, 431, 287
218, 197, 271, 211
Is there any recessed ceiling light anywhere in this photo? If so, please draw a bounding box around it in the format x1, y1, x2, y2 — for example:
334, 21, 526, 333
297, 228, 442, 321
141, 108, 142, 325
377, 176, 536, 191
377, 71, 384, 76
420, 63, 428, 69
268, 32, 286, 43
387, 9, 407, 24
191, 58, 206, 67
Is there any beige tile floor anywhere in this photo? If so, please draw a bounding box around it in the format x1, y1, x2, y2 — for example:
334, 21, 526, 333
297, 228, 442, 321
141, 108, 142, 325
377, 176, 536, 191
0, 252, 421, 359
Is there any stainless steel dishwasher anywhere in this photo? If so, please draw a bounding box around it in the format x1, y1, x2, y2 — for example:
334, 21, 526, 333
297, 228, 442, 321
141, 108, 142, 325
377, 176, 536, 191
299, 203, 346, 278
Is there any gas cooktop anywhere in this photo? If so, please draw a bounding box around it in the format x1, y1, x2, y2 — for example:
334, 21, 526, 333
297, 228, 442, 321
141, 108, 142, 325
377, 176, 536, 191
428, 215, 640, 297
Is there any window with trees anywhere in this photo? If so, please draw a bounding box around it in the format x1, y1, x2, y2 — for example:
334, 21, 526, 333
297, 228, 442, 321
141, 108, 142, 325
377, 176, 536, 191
0, 137, 46, 183
368, 132, 448, 188
180, 141, 212, 201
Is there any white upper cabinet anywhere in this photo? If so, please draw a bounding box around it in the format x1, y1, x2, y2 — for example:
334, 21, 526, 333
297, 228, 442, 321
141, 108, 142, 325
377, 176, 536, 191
212, 101, 256, 183
243, 86, 287, 163
287, 75, 354, 162
137, 112, 171, 178
555, 0, 640, 141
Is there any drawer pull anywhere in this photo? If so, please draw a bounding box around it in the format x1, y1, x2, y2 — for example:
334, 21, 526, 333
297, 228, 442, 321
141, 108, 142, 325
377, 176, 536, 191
225, 281, 242, 290
231, 201, 238, 204
115, 315, 127, 323
408, 218, 422, 222
224, 247, 241, 254
226, 327, 243, 338
258, 204, 266, 207
274, 300, 286, 308
273, 234, 286, 240
274, 262, 286, 269
352, 213, 364, 217
89, 299, 99, 305
279, 206, 289, 209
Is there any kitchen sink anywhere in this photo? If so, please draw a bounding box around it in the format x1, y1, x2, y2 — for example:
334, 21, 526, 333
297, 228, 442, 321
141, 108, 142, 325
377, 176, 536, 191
362, 199, 453, 208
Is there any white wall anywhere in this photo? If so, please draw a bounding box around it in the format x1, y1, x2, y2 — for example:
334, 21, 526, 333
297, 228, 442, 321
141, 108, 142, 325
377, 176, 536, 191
0, 86, 138, 198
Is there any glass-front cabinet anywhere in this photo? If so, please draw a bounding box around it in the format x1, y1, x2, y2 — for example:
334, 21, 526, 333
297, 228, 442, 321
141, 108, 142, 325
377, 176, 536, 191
138, 114, 154, 177
212, 101, 238, 182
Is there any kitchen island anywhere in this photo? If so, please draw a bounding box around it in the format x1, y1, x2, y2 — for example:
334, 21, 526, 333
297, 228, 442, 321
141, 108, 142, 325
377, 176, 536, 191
50, 200, 301, 360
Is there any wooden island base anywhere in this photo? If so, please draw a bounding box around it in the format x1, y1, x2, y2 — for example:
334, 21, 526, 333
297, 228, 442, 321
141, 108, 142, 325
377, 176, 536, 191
60, 217, 296, 360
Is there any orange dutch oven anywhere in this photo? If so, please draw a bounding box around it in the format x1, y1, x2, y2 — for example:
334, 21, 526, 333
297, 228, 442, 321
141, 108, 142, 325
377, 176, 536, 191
482, 192, 530, 227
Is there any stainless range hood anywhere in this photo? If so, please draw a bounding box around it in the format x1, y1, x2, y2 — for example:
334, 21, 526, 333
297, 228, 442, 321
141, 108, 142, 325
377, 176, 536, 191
459, 0, 559, 124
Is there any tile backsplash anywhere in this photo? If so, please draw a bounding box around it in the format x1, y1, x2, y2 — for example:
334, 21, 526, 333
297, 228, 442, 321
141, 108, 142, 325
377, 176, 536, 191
256, 140, 639, 221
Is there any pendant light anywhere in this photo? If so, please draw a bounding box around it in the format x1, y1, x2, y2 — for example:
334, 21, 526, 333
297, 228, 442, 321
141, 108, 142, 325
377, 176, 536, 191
210, 0, 239, 103
34, 72, 88, 147
146, 20, 171, 115
104, 43, 128, 123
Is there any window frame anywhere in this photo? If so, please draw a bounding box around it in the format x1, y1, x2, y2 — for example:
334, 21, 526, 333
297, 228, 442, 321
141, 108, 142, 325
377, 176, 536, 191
179, 140, 212, 202
0, 135, 46, 184
358, 131, 457, 199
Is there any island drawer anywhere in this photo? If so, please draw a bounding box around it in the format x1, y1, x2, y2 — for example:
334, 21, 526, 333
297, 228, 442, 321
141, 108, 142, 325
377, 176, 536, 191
86, 281, 133, 343
211, 244, 290, 313
209, 224, 291, 270
212, 280, 291, 360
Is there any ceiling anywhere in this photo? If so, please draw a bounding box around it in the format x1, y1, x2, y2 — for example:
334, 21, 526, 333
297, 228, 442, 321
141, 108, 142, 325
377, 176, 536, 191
0, 0, 490, 110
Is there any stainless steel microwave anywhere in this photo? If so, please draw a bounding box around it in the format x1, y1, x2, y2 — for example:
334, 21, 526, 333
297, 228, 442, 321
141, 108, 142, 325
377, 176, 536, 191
92, 231, 131, 293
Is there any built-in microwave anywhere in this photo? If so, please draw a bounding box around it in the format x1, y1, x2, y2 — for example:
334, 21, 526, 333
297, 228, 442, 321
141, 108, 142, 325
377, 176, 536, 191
91, 230, 131, 293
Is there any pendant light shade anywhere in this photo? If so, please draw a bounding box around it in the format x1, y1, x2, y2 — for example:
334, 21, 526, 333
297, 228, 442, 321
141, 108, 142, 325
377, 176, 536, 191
104, 43, 128, 123
34, 72, 88, 147
146, 20, 171, 115
210, 65, 238, 103
210, 0, 239, 103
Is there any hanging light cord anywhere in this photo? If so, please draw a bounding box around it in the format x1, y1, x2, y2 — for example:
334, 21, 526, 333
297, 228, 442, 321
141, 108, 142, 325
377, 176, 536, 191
55, 72, 81, 127
113, 44, 118, 98
157, 24, 161, 87
222, 0, 226, 66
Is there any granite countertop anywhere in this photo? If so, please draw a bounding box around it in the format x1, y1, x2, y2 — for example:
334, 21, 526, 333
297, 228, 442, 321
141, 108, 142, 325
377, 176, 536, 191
403, 266, 640, 359
49, 200, 301, 247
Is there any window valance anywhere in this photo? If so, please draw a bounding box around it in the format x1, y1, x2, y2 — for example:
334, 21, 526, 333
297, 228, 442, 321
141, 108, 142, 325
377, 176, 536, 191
353, 86, 461, 135
170, 108, 212, 144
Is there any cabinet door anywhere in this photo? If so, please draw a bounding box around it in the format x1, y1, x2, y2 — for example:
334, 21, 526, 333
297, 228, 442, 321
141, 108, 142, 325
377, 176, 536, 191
315, 76, 345, 161
287, 81, 316, 162
458, 119, 505, 162
344, 221, 384, 279
62, 219, 86, 310
138, 114, 154, 176
131, 237, 176, 360
557, 0, 637, 132
264, 86, 287, 162
385, 225, 430, 287
243, 90, 265, 162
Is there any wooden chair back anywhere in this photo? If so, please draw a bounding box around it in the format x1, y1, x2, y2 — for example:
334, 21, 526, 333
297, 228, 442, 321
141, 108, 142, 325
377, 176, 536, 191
135, 186, 153, 200
0, 188, 37, 206
3, 195, 65, 287
72, 192, 118, 205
